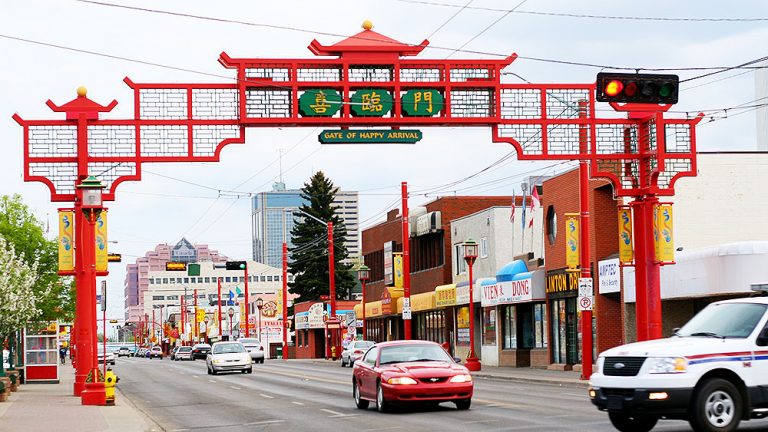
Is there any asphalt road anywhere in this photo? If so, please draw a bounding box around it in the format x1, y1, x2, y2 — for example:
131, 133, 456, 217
113, 356, 768, 432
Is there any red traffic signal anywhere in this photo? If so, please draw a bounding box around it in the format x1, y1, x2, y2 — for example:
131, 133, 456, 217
596, 72, 679, 104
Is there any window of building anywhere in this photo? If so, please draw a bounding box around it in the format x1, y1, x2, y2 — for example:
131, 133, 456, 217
501, 305, 516, 349
410, 233, 443, 272
184, 277, 189, 283
204, 277, 210, 283
169, 278, 176, 284
274, 275, 280, 282
225, 277, 232, 283
267, 276, 273, 282
455, 244, 467, 275
414, 310, 446, 344
198, 294, 205, 299
480, 237, 488, 258
239, 277, 244, 282
148, 278, 154, 284
152, 295, 165, 301
167, 295, 179, 300
534, 303, 548, 349
546, 205, 557, 246
162, 278, 169, 284
482, 308, 496, 345
260, 276, 266, 282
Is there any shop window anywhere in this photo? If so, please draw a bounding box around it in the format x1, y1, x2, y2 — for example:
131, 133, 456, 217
456, 306, 470, 346
482, 308, 496, 345
454, 244, 467, 275
480, 237, 488, 258
534, 303, 548, 348
502, 305, 516, 349
546, 205, 557, 245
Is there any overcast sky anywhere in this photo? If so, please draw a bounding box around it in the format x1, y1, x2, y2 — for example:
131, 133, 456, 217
1, 0, 766, 329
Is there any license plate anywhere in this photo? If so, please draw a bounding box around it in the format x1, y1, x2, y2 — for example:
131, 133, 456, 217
607, 395, 623, 410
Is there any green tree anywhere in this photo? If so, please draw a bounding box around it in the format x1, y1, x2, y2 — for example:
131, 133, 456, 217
0, 195, 74, 321
288, 172, 356, 304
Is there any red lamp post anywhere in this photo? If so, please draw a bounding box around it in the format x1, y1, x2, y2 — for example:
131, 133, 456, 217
256, 298, 264, 344
357, 265, 370, 340
228, 307, 235, 340
463, 238, 481, 372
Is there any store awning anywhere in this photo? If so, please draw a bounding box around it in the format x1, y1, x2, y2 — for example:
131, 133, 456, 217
396, 291, 436, 313
353, 301, 385, 318
381, 287, 403, 315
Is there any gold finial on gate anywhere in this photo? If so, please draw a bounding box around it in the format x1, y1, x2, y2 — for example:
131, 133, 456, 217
362, 20, 373, 30
77, 86, 87, 97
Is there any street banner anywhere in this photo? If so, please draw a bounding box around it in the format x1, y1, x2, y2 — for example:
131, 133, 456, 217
58, 210, 74, 272
394, 253, 404, 288
565, 215, 579, 270
95, 211, 108, 272
239, 302, 246, 330
276, 289, 283, 320
655, 204, 675, 263
618, 207, 633, 264
196, 307, 205, 323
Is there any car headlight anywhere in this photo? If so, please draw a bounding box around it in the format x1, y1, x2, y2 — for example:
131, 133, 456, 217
387, 377, 418, 385
648, 357, 688, 374
449, 374, 473, 383
212, 359, 222, 365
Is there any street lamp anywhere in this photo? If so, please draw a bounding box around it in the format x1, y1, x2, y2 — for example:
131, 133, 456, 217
204, 316, 210, 344
357, 265, 370, 341
463, 238, 481, 371
227, 307, 235, 341
256, 298, 264, 343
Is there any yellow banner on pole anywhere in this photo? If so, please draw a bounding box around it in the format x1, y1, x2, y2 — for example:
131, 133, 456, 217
58, 210, 74, 272
618, 207, 633, 264
565, 215, 580, 270
95, 211, 108, 272
655, 204, 675, 262
239, 302, 246, 331
276, 290, 283, 320
394, 253, 404, 288
196, 307, 205, 323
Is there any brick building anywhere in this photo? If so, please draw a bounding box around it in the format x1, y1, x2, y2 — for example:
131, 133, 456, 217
542, 168, 622, 370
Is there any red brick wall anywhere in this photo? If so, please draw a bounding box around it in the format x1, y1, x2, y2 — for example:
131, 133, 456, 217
542, 169, 624, 355
362, 196, 512, 301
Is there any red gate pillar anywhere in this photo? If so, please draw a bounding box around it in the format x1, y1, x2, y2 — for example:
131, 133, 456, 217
631, 197, 650, 342
72, 201, 85, 395
401, 182, 411, 340
578, 101, 593, 379
642, 195, 662, 340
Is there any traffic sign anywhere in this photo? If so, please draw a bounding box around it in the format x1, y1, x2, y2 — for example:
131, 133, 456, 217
402, 310, 412, 320
578, 277, 593, 311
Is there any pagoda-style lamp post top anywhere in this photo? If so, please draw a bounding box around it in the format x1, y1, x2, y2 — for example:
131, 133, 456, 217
357, 264, 370, 282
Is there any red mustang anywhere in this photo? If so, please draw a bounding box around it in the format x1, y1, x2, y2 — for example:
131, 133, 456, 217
352, 340, 473, 412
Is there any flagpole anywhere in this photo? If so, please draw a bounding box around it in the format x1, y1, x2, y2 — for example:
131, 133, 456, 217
520, 182, 527, 256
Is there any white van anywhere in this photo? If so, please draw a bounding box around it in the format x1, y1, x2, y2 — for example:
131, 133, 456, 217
589, 296, 768, 432
237, 338, 265, 363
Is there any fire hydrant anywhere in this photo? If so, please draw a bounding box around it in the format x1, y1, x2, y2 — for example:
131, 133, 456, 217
331, 345, 337, 360
105, 368, 119, 406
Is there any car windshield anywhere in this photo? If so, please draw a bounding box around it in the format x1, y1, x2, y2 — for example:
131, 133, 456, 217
678, 303, 767, 338
354, 341, 374, 349
178, 347, 192, 352
213, 343, 246, 354
193, 344, 210, 349
379, 344, 452, 365
238, 339, 259, 346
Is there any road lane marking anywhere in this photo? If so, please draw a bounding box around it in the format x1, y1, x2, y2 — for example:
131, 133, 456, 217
321, 408, 345, 416
330, 413, 361, 419
364, 428, 402, 432
192, 375, 199, 379
464, 420, 500, 424
243, 420, 285, 426
291, 401, 304, 405
208, 380, 216, 383
260, 393, 274, 399
230, 386, 242, 390
252, 367, 347, 385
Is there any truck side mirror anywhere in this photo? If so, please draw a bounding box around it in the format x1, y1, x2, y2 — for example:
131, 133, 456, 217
757, 327, 768, 347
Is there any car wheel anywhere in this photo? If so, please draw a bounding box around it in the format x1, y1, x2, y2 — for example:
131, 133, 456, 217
376, 382, 389, 413
246, 367, 252, 374
689, 378, 742, 432
211, 367, 218, 376
207, 365, 212, 375
353, 380, 369, 409
340, 357, 346, 367
259, 359, 264, 364
608, 412, 658, 432
455, 399, 471, 410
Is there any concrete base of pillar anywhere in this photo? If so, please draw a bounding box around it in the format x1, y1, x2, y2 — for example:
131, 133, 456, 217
81, 382, 106, 406
465, 356, 482, 371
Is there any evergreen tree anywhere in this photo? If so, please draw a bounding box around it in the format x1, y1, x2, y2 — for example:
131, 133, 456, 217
288, 172, 356, 304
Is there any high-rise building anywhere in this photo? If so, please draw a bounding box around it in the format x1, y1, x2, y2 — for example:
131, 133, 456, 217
251, 182, 359, 268
124, 238, 227, 323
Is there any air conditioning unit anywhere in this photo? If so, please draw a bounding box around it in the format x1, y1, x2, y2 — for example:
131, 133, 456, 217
415, 211, 442, 237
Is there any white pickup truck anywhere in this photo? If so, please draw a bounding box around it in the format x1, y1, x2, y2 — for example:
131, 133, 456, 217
589, 296, 768, 432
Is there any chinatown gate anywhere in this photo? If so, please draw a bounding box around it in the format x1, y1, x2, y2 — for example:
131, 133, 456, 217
14, 22, 701, 404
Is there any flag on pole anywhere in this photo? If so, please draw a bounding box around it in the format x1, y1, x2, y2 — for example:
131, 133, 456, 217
528, 185, 541, 228
510, 191, 516, 223
520, 187, 527, 232
228, 290, 235, 305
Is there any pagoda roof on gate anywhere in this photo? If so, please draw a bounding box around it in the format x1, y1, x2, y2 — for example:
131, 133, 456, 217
308, 26, 429, 59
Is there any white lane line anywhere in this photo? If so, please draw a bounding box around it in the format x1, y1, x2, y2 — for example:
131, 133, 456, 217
364, 428, 402, 432
321, 408, 345, 416
464, 420, 500, 424
291, 401, 304, 405
171, 429, 190, 431
243, 420, 285, 426
260, 393, 274, 399
330, 413, 361, 419
208, 380, 216, 383
230, 386, 242, 390
192, 375, 199, 379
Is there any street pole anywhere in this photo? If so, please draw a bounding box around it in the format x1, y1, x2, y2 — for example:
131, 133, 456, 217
361, 278, 367, 340
217, 277, 223, 342
464, 241, 480, 371
401, 182, 412, 340
578, 100, 593, 379
244, 263, 249, 337
194, 288, 198, 343
327, 221, 336, 317
282, 242, 288, 360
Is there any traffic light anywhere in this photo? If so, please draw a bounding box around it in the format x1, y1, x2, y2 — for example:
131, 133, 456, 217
596, 72, 679, 104
225, 261, 247, 271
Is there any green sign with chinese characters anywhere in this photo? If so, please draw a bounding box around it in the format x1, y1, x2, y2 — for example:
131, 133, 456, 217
350, 89, 393, 117
299, 89, 342, 117
318, 129, 422, 144
401, 89, 444, 116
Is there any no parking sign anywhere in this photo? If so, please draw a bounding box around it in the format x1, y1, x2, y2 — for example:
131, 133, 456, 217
578, 278, 593, 311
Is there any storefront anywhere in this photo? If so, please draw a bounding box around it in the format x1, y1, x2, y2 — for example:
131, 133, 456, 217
398, 292, 449, 346
546, 269, 581, 368
354, 300, 383, 341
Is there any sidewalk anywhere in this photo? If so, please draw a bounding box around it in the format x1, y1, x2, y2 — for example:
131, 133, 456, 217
0, 365, 159, 432
302, 358, 589, 388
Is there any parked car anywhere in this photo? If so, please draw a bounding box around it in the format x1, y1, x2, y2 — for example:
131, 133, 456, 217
149, 346, 163, 359
134, 347, 148, 357
589, 295, 768, 432
169, 346, 180, 361
206, 341, 252, 375
341, 340, 374, 367
97, 348, 116, 366
175, 346, 193, 361
191, 343, 211, 360
116, 347, 132, 357
237, 338, 265, 363
352, 340, 473, 412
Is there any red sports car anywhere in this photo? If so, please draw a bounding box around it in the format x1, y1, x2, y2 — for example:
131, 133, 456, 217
352, 340, 473, 412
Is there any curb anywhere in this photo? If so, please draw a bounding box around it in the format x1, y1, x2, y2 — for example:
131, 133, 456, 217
471, 372, 590, 388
